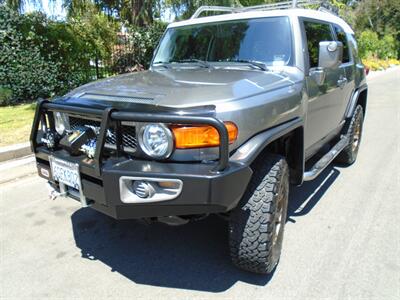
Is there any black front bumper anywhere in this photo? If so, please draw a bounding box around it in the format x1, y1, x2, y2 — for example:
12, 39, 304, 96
36, 149, 252, 219
31, 100, 252, 219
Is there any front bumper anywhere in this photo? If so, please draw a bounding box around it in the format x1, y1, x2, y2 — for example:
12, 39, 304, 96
31, 100, 252, 219
36, 148, 251, 219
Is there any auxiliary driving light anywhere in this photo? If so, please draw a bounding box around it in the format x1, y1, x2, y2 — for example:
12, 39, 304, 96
41, 129, 61, 149
54, 112, 69, 135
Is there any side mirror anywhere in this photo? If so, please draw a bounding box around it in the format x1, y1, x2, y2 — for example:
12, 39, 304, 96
318, 41, 343, 69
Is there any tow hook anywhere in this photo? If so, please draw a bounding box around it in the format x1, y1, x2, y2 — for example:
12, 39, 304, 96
47, 183, 67, 201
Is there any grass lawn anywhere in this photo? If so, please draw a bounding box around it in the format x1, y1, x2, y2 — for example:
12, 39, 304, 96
0, 103, 36, 147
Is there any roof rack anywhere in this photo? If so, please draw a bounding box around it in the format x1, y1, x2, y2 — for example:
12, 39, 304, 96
191, 0, 338, 19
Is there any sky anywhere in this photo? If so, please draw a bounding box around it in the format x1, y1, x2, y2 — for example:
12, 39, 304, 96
24, 0, 67, 19
23, 0, 174, 22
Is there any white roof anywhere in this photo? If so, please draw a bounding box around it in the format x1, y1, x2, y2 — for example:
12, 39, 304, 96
168, 8, 354, 34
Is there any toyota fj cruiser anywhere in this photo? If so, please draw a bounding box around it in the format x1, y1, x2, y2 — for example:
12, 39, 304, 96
31, 1, 368, 274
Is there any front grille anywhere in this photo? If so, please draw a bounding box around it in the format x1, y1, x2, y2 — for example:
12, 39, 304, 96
68, 116, 137, 152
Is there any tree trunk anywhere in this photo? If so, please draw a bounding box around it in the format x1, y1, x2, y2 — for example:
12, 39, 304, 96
95, 54, 100, 79
130, 0, 152, 26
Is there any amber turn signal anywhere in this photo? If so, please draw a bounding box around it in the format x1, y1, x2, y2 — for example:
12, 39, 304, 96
172, 121, 238, 149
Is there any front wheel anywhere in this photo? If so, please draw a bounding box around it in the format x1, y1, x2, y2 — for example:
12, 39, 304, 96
229, 153, 289, 274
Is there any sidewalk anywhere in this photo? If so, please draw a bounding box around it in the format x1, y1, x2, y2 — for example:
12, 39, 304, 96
0, 155, 37, 185
367, 65, 400, 80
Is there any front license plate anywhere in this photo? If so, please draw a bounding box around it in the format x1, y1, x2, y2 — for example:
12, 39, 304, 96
49, 156, 81, 190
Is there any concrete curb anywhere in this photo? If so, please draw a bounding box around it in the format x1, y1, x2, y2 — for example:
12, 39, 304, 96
0, 142, 32, 162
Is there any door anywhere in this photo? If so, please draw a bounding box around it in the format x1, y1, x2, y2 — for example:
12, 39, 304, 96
302, 20, 348, 151
333, 24, 355, 120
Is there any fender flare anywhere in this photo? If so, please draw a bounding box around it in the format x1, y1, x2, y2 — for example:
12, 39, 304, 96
345, 84, 368, 119
230, 117, 304, 184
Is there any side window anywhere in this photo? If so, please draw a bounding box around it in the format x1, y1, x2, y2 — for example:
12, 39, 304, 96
334, 25, 350, 63
349, 34, 361, 63
303, 21, 334, 68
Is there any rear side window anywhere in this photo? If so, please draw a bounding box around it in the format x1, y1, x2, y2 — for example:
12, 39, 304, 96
334, 25, 350, 63
303, 21, 334, 68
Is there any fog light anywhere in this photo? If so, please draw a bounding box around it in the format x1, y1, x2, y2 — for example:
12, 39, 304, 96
120, 176, 183, 203
132, 181, 155, 198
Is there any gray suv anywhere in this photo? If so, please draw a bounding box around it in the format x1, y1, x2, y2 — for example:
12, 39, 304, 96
31, 3, 367, 274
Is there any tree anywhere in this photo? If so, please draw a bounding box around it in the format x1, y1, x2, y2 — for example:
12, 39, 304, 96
166, 0, 239, 20
166, 0, 293, 20
353, 0, 400, 38
64, 0, 155, 25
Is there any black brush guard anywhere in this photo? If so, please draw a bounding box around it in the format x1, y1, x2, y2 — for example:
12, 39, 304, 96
30, 99, 230, 177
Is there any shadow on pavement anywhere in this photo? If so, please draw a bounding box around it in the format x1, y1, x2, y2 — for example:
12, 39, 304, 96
71, 165, 340, 292
288, 166, 340, 221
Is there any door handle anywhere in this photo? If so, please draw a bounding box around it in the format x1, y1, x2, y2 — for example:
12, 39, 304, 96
310, 67, 326, 86
337, 77, 347, 88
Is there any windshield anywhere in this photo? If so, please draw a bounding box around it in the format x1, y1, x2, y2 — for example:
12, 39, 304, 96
153, 17, 293, 67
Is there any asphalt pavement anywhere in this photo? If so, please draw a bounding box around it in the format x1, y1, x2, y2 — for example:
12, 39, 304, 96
0, 68, 399, 299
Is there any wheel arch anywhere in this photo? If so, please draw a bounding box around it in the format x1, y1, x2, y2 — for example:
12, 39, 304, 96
346, 84, 368, 119
357, 87, 368, 116
342, 85, 367, 135
230, 118, 304, 185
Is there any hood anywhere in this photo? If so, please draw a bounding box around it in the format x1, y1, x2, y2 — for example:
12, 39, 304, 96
64, 67, 300, 108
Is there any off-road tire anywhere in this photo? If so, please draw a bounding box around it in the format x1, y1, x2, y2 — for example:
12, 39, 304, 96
229, 153, 289, 274
336, 105, 364, 165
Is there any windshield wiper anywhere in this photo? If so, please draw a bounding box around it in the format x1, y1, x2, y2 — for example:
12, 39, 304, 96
229, 59, 269, 71
169, 59, 212, 69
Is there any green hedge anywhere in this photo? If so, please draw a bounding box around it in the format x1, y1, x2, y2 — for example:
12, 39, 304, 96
0, 4, 167, 106
0, 7, 61, 105
357, 30, 398, 60
111, 22, 167, 73
0, 5, 118, 105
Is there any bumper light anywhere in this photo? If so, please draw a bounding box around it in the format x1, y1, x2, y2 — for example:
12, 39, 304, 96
132, 181, 155, 198
120, 177, 183, 203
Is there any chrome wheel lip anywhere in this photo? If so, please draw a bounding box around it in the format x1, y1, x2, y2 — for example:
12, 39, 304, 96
272, 188, 285, 246
273, 208, 283, 245
270, 177, 288, 268
352, 119, 362, 152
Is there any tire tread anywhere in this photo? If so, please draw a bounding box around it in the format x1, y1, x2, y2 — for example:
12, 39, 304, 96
229, 153, 289, 274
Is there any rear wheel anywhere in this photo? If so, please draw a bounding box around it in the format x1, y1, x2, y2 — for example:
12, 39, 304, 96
336, 105, 364, 165
229, 153, 289, 274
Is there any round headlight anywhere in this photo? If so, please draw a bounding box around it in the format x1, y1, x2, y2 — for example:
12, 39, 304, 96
54, 112, 69, 135
139, 124, 173, 158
